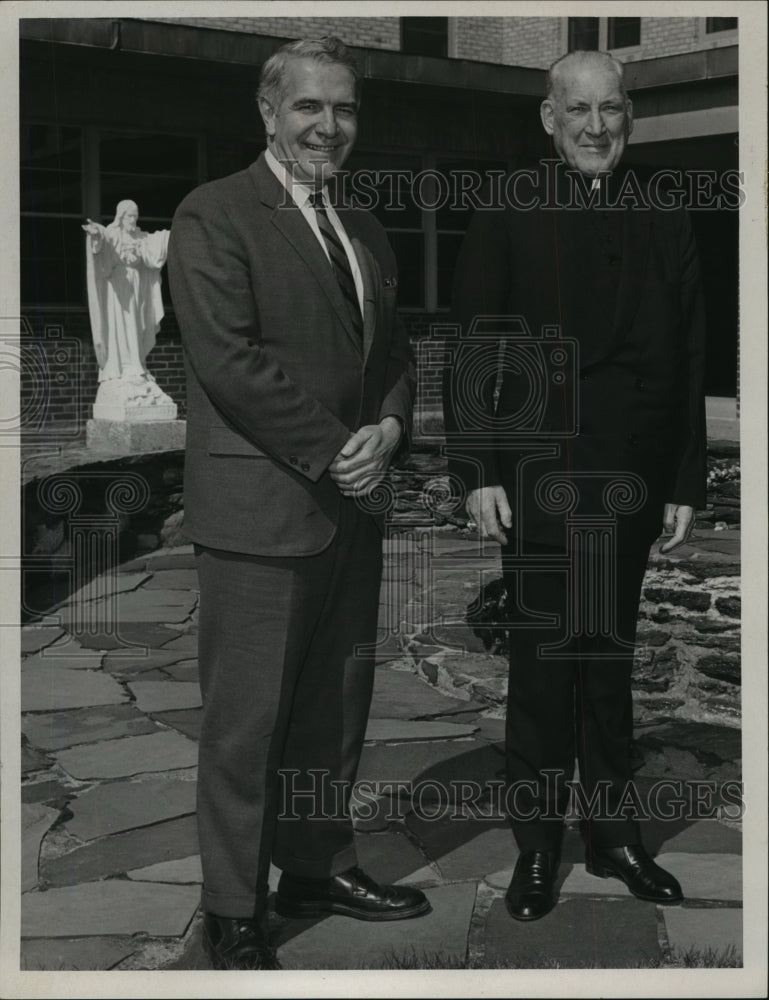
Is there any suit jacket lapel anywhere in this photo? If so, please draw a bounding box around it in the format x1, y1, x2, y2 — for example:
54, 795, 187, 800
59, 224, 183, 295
249, 156, 361, 351
351, 237, 378, 363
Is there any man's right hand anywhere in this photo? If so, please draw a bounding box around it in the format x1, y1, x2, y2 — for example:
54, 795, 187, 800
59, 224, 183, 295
466, 486, 513, 545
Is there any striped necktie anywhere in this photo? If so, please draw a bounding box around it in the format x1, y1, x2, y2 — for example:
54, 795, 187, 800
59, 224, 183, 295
309, 191, 363, 340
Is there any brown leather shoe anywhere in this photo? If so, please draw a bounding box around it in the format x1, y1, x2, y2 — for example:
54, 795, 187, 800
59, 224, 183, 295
275, 866, 431, 921
505, 850, 561, 921
202, 913, 281, 970
585, 844, 683, 903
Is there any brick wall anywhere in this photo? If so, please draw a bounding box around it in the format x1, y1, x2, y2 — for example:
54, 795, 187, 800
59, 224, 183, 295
153, 16, 400, 50
454, 17, 504, 63
501, 17, 563, 70
22, 311, 442, 439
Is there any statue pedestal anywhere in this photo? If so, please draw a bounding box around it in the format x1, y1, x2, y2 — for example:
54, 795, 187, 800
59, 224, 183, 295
86, 419, 186, 454
91, 374, 178, 422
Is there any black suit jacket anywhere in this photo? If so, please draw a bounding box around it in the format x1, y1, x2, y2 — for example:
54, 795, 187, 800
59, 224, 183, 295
168, 154, 415, 557
443, 165, 707, 550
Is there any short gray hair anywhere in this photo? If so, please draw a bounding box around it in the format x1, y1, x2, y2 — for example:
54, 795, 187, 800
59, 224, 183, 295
546, 50, 627, 101
257, 36, 362, 110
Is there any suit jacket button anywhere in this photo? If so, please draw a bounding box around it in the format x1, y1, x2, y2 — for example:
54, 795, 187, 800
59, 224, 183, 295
247, 339, 255, 347
289, 455, 298, 465
627, 433, 638, 447
635, 378, 645, 390
301, 462, 310, 472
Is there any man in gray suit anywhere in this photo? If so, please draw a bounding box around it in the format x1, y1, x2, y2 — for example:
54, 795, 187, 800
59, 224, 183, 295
168, 37, 426, 970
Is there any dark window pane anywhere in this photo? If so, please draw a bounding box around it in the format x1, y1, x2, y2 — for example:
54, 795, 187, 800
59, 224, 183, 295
386, 232, 424, 308
705, 18, 737, 33
435, 158, 507, 231
99, 131, 197, 176
436, 232, 465, 309
21, 216, 85, 305
100, 174, 195, 220
568, 17, 600, 51
607, 17, 641, 48
21, 168, 82, 214
341, 152, 422, 230
401, 17, 448, 57
20, 124, 81, 171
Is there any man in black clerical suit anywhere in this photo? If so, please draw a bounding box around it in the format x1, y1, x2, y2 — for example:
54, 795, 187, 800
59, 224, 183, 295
444, 50, 706, 920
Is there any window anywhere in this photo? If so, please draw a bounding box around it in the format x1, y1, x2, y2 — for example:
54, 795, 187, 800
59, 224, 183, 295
20, 124, 199, 306
607, 17, 641, 49
568, 17, 600, 51
568, 17, 641, 51
340, 153, 508, 312
705, 18, 737, 33
401, 17, 449, 58
21, 124, 84, 305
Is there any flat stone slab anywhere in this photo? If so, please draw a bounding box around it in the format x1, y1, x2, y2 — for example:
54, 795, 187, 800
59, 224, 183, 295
22, 880, 200, 938
364, 718, 478, 743
152, 708, 202, 741
22, 704, 158, 751
484, 896, 661, 968
21, 744, 52, 775
128, 680, 202, 713
65, 775, 197, 840
656, 852, 741, 901
406, 814, 514, 881
20, 625, 66, 654
22, 647, 105, 671
22, 803, 60, 892
54, 730, 198, 779
41, 814, 199, 887
22, 777, 74, 807
59, 571, 151, 606
21, 936, 136, 971
354, 828, 433, 886
57, 590, 195, 626
102, 646, 195, 675
661, 820, 742, 855
77, 623, 183, 650
127, 854, 203, 883
145, 549, 196, 570
663, 907, 743, 960
143, 569, 199, 590
153, 632, 199, 656
357, 739, 504, 806
369, 667, 472, 719
276, 883, 476, 969
22, 667, 127, 712
163, 659, 199, 682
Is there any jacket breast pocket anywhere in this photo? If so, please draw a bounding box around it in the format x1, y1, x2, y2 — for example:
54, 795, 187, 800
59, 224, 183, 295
208, 425, 266, 457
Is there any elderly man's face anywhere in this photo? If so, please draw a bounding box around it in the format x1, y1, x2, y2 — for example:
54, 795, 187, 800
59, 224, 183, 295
260, 57, 358, 189
540, 59, 632, 177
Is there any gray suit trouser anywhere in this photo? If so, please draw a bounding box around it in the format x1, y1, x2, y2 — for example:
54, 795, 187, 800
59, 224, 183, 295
194, 500, 382, 918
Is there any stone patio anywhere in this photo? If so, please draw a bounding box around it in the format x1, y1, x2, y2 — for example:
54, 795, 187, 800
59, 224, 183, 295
17, 523, 744, 972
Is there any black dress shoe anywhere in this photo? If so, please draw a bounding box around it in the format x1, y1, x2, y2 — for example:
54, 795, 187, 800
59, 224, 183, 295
585, 844, 683, 903
505, 850, 560, 921
275, 866, 431, 921
202, 913, 281, 970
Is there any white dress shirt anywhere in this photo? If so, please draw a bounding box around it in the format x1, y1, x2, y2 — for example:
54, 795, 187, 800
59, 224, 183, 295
264, 148, 364, 314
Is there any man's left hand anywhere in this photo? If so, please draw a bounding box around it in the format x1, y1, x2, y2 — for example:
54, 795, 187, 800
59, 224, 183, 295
660, 503, 696, 553
329, 417, 402, 495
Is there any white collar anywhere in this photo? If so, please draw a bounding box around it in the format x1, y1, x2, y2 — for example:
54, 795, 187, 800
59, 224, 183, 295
265, 147, 326, 210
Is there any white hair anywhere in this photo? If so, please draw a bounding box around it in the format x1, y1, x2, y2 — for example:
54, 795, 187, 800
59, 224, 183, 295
546, 50, 628, 101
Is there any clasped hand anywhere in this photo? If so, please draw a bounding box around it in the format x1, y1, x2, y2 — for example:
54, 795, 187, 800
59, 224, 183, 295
329, 417, 401, 496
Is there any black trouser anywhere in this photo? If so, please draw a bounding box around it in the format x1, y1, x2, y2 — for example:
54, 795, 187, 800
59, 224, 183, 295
502, 541, 649, 853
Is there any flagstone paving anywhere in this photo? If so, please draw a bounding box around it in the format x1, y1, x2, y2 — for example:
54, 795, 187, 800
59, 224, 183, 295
17, 540, 744, 972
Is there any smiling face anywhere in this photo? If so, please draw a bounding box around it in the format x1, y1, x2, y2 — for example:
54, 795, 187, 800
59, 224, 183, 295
259, 57, 358, 189
540, 56, 633, 177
